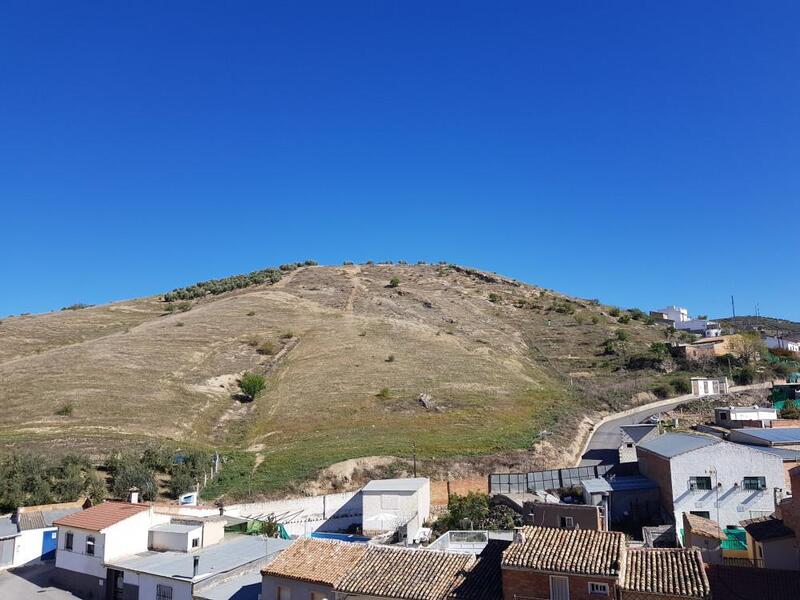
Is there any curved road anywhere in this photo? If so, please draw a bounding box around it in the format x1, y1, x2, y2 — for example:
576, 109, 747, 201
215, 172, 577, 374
578, 382, 774, 467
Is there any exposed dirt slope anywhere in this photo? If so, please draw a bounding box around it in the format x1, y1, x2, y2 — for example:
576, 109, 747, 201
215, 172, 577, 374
0, 263, 667, 493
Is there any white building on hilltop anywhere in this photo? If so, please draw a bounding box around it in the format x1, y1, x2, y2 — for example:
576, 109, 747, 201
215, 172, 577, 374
653, 306, 722, 337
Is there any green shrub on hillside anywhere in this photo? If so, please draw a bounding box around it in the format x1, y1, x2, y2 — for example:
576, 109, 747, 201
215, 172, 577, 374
653, 383, 673, 399
609, 307, 621, 317
670, 376, 692, 394
617, 315, 631, 324
163, 267, 283, 302
488, 293, 501, 303
239, 372, 266, 400
388, 277, 401, 288
61, 303, 93, 311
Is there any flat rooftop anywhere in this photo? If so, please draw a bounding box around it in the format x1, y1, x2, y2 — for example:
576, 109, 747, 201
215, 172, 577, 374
150, 523, 202, 534
733, 428, 800, 445
107, 534, 292, 582
362, 477, 428, 492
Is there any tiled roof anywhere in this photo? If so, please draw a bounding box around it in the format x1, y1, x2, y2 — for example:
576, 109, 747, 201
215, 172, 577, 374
261, 538, 367, 587
501, 527, 625, 577
684, 513, 726, 541
449, 539, 509, 600
53, 502, 150, 532
339, 545, 475, 600
707, 565, 800, 600
742, 515, 795, 541
623, 549, 710, 598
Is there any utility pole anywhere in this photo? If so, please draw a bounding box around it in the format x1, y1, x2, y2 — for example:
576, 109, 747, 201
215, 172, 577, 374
412, 442, 417, 478
731, 295, 736, 319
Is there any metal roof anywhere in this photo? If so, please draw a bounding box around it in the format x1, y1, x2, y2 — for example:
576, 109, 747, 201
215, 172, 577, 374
18, 507, 83, 531
581, 478, 613, 494
150, 523, 202, 534
0, 516, 19, 538
608, 476, 659, 492
361, 478, 428, 493
620, 424, 659, 444
637, 433, 720, 458
107, 534, 292, 582
736, 444, 800, 461
194, 570, 263, 600
730, 428, 800, 446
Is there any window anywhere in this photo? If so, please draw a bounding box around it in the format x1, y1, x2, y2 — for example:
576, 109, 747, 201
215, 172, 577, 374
743, 477, 766, 491
65, 532, 73, 550
191, 537, 200, 548
156, 584, 173, 600
589, 581, 610, 595
689, 476, 712, 491
720, 413, 728, 420
690, 511, 711, 519
277, 586, 291, 600
559, 516, 574, 529
86, 536, 95, 556
625, 443, 634, 448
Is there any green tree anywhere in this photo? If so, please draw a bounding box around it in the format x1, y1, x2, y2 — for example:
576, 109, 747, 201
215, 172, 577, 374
446, 492, 490, 529
168, 464, 195, 499
780, 401, 800, 419
649, 342, 670, 358
239, 372, 266, 400
388, 277, 401, 288
85, 474, 107, 504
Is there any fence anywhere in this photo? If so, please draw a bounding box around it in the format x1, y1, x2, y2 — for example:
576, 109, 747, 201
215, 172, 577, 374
489, 464, 613, 494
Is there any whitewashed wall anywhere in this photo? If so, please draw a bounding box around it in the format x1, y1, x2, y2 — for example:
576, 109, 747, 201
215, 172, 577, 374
13, 528, 53, 566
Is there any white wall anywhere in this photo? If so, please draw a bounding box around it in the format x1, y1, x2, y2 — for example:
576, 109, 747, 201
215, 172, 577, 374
55, 527, 106, 579
149, 527, 201, 552
13, 528, 54, 566
669, 443, 785, 532
262, 574, 335, 600
765, 336, 800, 353
103, 509, 169, 562
136, 572, 193, 600
362, 481, 430, 541
232, 491, 362, 537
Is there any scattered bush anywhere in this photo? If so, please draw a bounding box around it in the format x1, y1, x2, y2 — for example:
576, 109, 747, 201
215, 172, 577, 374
650, 342, 670, 358
163, 267, 283, 301
385, 354, 395, 363
304, 260, 318, 266
617, 315, 631, 324
488, 293, 500, 303
670, 376, 692, 394
175, 322, 184, 327
615, 330, 629, 341
388, 277, 401, 288
780, 401, 800, 419
61, 303, 92, 311
734, 365, 756, 385
280, 331, 294, 339
246, 311, 256, 316
239, 372, 266, 400
629, 308, 646, 321
653, 383, 673, 399
609, 307, 621, 317
55, 403, 74, 416
591, 315, 599, 324
343, 261, 354, 266
376, 388, 391, 399
257, 341, 277, 355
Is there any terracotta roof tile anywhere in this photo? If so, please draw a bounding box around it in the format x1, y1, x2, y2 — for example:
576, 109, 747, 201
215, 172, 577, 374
684, 513, 726, 541
623, 548, 710, 598
53, 502, 150, 532
449, 539, 509, 600
501, 526, 625, 577
741, 515, 795, 541
707, 564, 800, 600
261, 537, 368, 587
338, 545, 474, 600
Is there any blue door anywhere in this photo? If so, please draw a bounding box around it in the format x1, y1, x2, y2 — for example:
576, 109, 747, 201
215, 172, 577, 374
41, 529, 57, 560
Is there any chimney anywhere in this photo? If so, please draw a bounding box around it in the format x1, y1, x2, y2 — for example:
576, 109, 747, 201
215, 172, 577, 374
513, 527, 526, 544
128, 487, 140, 504
193, 555, 200, 577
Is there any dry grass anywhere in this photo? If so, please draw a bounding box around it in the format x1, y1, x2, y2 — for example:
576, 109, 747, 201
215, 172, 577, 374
0, 264, 666, 495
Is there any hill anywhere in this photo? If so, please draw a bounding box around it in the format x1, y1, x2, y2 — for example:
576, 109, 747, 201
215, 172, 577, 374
0, 263, 673, 498
719, 315, 800, 336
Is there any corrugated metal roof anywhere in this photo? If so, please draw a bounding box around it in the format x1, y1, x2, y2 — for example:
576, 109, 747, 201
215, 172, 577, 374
108, 534, 290, 581
150, 523, 201, 534
582, 478, 613, 494
18, 507, 83, 531
637, 433, 720, 458
736, 444, 800, 461
608, 476, 659, 492
362, 478, 428, 492
731, 428, 800, 446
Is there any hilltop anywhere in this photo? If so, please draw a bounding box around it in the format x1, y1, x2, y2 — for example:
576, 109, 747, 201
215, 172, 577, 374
719, 315, 800, 336
0, 263, 675, 497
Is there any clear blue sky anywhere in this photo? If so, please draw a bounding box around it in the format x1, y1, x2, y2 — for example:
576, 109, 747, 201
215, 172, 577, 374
2, 2, 799, 320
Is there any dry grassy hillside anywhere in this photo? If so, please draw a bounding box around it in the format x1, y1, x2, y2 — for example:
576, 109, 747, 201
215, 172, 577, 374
0, 263, 668, 496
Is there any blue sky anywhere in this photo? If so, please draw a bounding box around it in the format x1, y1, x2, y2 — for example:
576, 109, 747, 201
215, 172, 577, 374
1, 2, 799, 320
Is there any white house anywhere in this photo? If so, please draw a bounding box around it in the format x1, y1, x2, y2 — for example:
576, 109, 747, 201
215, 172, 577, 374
691, 376, 729, 397
52, 500, 170, 598
715, 406, 778, 429
361, 478, 430, 543
655, 306, 721, 337
619, 424, 660, 463
0, 500, 86, 569
764, 335, 800, 354
637, 433, 785, 536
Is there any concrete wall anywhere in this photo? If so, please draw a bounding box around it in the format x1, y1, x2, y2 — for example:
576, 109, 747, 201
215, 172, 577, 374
233, 491, 362, 537
667, 443, 784, 531
135, 572, 193, 600
638, 452, 675, 514
104, 509, 169, 561
52, 566, 107, 600
684, 531, 722, 565
502, 567, 617, 600
362, 482, 429, 540
149, 526, 202, 552
262, 574, 335, 600
525, 502, 604, 531
13, 527, 54, 566
56, 526, 107, 579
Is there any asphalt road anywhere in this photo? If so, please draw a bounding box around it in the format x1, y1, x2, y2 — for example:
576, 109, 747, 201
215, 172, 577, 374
0, 563, 78, 599
578, 382, 773, 467
578, 396, 690, 467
